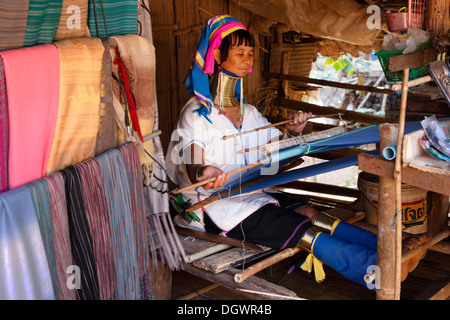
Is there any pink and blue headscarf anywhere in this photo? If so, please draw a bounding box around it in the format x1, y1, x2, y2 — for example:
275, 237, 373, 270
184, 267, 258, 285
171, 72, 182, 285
183, 15, 251, 123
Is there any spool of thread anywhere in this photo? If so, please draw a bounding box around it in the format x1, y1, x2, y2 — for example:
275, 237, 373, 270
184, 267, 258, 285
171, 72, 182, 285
382, 145, 397, 160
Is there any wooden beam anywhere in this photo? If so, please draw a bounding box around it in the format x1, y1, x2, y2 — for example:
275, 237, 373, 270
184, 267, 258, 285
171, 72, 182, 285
413, 277, 450, 300
277, 97, 387, 125
182, 264, 302, 300
388, 48, 436, 72
264, 71, 395, 95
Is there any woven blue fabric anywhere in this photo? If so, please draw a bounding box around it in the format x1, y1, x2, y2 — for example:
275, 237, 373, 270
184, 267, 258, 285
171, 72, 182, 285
332, 221, 377, 250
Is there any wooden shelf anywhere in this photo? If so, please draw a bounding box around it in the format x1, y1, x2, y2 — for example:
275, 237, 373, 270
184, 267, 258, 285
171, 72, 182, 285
358, 153, 450, 197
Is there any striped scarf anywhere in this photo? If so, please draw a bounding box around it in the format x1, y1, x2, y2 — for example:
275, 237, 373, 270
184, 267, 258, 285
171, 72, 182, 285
75, 159, 117, 300
44, 173, 77, 300
23, 0, 63, 47
62, 165, 101, 300
88, 0, 138, 38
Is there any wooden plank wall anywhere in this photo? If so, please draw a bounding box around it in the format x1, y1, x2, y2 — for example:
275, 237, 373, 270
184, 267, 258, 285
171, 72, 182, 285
149, 0, 264, 151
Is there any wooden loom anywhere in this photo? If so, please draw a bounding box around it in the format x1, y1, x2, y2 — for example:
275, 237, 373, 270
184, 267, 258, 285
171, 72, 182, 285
170, 117, 371, 299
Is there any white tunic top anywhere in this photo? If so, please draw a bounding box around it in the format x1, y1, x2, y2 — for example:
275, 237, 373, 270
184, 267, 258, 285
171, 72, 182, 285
166, 97, 284, 232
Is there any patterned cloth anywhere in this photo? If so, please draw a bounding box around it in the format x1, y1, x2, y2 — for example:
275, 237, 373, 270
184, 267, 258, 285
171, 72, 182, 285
183, 14, 249, 123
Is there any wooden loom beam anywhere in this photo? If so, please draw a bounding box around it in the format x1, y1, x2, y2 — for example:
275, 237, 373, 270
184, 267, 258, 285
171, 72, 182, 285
264, 71, 395, 95
276, 97, 387, 125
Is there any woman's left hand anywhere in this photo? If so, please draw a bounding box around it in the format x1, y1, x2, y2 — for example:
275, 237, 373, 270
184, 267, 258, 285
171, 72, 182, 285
285, 111, 311, 136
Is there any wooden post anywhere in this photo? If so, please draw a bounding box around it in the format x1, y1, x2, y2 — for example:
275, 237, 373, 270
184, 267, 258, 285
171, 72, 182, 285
426, 0, 450, 35
377, 123, 398, 300
150, 258, 172, 300
281, 52, 290, 97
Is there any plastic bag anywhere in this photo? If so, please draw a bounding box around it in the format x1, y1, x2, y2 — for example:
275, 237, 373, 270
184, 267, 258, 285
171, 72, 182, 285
421, 115, 450, 158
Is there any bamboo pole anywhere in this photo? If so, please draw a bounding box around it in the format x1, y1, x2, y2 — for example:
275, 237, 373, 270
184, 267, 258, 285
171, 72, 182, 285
376, 123, 398, 300
221, 114, 343, 140
222, 119, 292, 140
177, 283, 220, 300
171, 158, 268, 195
391, 75, 432, 91
394, 68, 410, 300
233, 212, 365, 283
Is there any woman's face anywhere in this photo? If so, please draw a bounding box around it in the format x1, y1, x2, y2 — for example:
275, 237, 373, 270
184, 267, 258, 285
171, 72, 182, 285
219, 41, 254, 78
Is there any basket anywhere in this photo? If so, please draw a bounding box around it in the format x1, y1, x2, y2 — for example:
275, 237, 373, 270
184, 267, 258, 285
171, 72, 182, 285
375, 43, 430, 82
408, 0, 427, 29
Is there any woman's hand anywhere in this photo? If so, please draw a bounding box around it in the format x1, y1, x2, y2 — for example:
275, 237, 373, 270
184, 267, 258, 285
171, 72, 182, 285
195, 165, 229, 190
285, 111, 311, 136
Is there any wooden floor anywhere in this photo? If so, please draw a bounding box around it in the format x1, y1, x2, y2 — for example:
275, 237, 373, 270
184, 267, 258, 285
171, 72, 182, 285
171, 242, 450, 300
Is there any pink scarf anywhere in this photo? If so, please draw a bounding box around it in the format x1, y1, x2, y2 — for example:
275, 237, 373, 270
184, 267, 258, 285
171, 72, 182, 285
0, 44, 59, 189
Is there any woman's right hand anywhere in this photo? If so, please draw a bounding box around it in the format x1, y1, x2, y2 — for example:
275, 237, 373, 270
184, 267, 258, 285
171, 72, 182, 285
196, 165, 229, 190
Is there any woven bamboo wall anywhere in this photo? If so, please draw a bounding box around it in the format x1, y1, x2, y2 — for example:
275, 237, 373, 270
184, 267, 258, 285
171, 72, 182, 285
149, 0, 262, 151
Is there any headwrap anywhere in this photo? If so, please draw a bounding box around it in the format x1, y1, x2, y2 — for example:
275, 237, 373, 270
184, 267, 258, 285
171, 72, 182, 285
183, 14, 251, 123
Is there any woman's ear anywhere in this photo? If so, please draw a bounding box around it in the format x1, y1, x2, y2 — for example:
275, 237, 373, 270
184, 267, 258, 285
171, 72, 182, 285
213, 48, 221, 65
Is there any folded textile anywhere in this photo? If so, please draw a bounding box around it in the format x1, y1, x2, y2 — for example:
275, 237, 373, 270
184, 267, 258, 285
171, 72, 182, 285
23, 0, 63, 47
95, 39, 117, 156
0, 186, 55, 300
88, 0, 138, 38
0, 0, 29, 51
0, 44, 60, 189
46, 38, 104, 174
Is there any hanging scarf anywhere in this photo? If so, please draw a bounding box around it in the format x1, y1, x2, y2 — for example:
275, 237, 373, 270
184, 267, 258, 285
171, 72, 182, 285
0, 186, 55, 300
0, 43, 60, 189
183, 14, 250, 123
